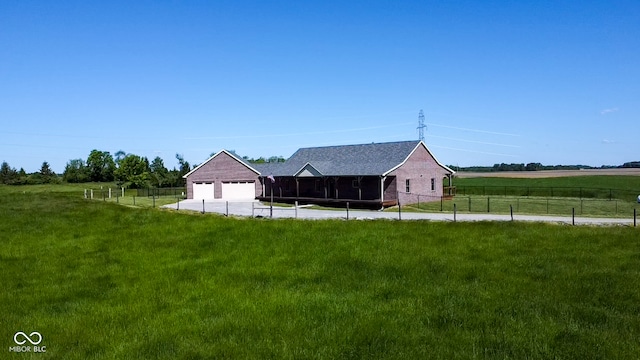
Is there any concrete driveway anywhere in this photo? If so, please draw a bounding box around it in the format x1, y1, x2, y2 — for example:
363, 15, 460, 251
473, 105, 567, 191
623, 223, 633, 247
164, 199, 637, 226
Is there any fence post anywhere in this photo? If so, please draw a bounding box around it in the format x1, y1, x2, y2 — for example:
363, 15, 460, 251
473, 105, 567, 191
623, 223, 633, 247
510, 205, 513, 221
91, 189, 94, 199
109, 188, 112, 199
225, 201, 229, 217
84, 189, 87, 199
417, 195, 420, 210
252, 202, 255, 217
295, 201, 298, 219
572, 208, 575, 226
440, 196, 443, 211
487, 197, 490, 213
177, 199, 179, 211
454, 203, 457, 222
346, 201, 349, 220
202, 199, 205, 214
468, 197, 471, 212
398, 194, 402, 221
122, 187, 125, 197
634, 208, 636, 227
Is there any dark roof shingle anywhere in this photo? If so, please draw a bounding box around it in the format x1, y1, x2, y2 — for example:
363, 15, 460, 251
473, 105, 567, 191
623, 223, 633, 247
254, 140, 425, 176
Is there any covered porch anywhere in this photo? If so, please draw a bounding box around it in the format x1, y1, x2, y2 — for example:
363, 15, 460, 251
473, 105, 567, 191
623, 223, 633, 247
257, 175, 398, 209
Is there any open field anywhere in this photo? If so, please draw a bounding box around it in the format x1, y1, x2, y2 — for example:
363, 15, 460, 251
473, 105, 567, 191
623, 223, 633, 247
409, 195, 638, 218
456, 168, 640, 178
1, 184, 639, 359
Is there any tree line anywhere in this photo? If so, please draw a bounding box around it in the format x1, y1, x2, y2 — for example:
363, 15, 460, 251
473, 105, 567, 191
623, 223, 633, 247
0, 161, 57, 185
1, 150, 192, 188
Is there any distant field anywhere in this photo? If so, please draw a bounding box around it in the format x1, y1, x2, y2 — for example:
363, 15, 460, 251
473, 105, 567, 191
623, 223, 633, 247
1, 185, 639, 359
456, 168, 640, 178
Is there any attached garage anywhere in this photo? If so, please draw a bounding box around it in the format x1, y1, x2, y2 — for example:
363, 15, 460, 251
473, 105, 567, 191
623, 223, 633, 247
192, 182, 215, 200
221, 181, 255, 200
183, 150, 261, 201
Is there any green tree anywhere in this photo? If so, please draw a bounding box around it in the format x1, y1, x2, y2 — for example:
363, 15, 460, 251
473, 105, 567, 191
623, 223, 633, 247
114, 150, 126, 166
63, 159, 89, 183
87, 150, 116, 182
39, 161, 56, 183
115, 154, 150, 189
0, 161, 18, 184
150, 156, 168, 187
176, 154, 190, 176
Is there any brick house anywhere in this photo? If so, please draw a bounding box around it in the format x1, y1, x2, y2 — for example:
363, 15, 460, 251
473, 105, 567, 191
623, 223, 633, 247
183, 140, 455, 207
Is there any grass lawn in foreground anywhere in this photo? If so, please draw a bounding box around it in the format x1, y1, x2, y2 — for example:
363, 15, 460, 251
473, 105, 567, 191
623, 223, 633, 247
1, 185, 639, 359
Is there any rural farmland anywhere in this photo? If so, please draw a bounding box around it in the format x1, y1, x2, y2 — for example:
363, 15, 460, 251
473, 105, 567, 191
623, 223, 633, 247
1, 183, 639, 359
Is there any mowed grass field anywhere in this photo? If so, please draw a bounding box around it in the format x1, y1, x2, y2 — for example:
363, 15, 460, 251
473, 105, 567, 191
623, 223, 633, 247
453, 175, 640, 199
1, 184, 639, 359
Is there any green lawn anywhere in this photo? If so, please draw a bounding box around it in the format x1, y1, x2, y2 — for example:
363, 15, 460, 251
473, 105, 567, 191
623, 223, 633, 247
1, 185, 639, 359
453, 175, 640, 200
409, 195, 638, 218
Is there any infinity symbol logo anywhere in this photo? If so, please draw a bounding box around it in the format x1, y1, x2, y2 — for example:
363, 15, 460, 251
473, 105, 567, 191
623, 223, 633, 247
13, 332, 42, 345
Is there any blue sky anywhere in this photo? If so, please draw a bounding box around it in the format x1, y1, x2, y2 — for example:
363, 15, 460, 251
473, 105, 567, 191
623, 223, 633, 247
2, 0, 639, 173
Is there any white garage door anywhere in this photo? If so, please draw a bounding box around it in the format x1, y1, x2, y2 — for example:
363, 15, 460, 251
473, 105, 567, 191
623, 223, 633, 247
221, 181, 255, 200
192, 182, 215, 200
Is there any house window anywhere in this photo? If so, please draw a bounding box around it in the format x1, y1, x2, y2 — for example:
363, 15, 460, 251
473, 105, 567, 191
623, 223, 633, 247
431, 178, 435, 191
405, 179, 410, 193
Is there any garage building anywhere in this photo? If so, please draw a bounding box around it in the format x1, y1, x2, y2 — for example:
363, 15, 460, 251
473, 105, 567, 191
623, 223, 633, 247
183, 150, 261, 201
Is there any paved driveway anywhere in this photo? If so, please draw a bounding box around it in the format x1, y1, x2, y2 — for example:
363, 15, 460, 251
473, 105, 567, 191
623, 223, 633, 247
164, 200, 637, 226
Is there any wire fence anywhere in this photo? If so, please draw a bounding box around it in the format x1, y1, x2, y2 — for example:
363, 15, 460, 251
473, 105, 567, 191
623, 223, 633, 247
83, 187, 185, 208
408, 195, 638, 218
455, 185, 638, 201
135, 187, 186, 197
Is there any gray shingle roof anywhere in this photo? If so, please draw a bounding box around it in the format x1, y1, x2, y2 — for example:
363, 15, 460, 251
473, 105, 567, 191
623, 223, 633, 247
254, 140, 426, 177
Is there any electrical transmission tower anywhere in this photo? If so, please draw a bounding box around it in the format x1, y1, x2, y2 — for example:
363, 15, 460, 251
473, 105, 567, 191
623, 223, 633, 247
417, 109, 426, 141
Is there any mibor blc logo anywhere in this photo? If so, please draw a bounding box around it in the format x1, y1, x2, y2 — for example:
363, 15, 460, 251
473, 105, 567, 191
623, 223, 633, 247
9, 331, 46, 353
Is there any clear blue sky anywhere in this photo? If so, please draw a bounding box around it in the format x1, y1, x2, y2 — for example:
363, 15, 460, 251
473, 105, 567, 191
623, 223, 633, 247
2, 0, 639, 173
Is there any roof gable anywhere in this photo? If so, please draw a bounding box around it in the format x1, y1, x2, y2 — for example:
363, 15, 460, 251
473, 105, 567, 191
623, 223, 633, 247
295, 163, 323, 177
182, 150, 260, 178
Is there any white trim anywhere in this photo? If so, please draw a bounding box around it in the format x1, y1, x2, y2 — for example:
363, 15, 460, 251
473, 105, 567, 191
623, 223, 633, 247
182, 150, 261, 178
382, 141, 455, 176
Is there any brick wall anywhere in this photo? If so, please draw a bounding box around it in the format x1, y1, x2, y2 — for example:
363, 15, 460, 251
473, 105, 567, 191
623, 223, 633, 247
185, 152, 260, 199
389, 144, 451, 204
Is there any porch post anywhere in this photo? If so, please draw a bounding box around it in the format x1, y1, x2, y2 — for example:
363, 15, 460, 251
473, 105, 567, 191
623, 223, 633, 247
380, 176, 385, 203
324, 177, 328, 199
333, 177, 339, 199
358, 176, 362, 200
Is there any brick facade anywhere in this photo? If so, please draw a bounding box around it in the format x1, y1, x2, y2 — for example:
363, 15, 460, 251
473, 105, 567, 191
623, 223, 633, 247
185, 151, 260, 199
389, 144, 450, 204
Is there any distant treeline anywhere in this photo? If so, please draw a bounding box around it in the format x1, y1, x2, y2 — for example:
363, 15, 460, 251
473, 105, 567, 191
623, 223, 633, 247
449, 161, 640, 172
